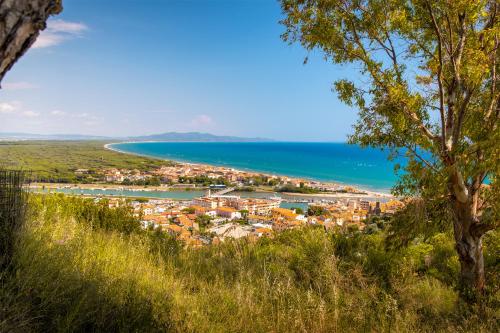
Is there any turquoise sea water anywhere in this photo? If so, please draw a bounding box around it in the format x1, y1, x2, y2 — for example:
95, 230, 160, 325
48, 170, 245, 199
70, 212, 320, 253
110, 142, 402, 192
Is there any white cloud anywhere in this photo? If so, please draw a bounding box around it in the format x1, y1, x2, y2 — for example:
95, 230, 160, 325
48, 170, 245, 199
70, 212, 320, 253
22, 111, 40, 118
33, 19, 88, 49
2, 81, 37, 90
49, 20, 88, 34
0, 102, 19, 114
0, 101, 40, 117
190, 114, 215, 128
33, 32, 66, 48
50, 110, 66, 116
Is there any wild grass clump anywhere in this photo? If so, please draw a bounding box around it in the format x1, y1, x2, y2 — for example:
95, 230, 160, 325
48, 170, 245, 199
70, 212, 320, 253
4, 195, 176, 332
1, 194, 498, 332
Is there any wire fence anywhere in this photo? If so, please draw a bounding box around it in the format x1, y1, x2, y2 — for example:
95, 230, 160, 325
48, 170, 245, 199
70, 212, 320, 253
0, 169, 30, 271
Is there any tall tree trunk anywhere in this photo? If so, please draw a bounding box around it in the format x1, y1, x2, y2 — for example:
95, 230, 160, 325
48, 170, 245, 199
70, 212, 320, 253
451, 197, 486, 297
0, 0, 62, 84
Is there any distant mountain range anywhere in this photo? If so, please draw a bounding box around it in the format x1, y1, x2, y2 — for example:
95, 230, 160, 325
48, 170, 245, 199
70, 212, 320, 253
0, 132, 273, 142
130, 132, 271, 142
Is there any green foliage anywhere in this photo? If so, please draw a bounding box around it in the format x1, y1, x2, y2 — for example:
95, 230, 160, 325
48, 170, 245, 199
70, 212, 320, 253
10, 209, 174, 332
29, 194, 141, 235
280, 0, 499, 202
266, 178, 281, 186
122, 176, 162, 186
280, 0, 499, 295
182, 207, 195, 214
178, 175, 230, 186
1, 195, 498, 332
483, 230, 500, 296
290, 206, 304, 214
277, 184, 320, 193
195, 214, 212, 229
307, 205, 328, 216
0, 141, 173, 183
385, 199, 452, 249
147, 228, 183, 262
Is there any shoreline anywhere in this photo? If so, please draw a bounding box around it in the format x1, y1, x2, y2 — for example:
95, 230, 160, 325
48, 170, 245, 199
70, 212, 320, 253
30, 183, 393, 202
104, 142, 394, 199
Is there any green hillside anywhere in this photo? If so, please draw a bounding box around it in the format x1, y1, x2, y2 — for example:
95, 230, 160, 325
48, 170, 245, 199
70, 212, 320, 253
0, 141, 173, 182
0, 194, 497, 332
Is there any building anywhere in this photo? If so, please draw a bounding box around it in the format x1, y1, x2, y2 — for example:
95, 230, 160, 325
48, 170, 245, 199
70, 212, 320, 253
216, 207, 242, 220
272, 207, 298, 221
248, 214, 274, 224
359, 200, 370, 211
193, 194, 280, 216
176, 215, 199, 231
233, 198, 281, 215
273, 219, 303, 232
142, 205, 154, 216
372, 202, 382, 216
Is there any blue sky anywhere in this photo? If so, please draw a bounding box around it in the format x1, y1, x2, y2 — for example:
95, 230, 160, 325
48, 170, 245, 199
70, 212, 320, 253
0, 0, 357, 141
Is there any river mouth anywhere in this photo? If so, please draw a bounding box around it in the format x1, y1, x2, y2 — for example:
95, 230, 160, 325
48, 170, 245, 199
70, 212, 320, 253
31, 185, 392, 209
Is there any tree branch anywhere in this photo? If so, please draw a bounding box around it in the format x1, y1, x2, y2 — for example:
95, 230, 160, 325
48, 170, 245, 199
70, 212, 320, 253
452, 86, 474, 146
405, 144, 439, 173
426, 1, 447, 153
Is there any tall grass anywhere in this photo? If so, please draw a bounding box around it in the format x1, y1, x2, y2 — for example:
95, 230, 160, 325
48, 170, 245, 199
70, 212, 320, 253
1, 194, 498, 332
7, 198, 176, 332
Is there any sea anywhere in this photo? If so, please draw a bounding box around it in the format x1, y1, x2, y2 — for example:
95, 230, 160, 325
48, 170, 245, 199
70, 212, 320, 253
109, 142, 402, 193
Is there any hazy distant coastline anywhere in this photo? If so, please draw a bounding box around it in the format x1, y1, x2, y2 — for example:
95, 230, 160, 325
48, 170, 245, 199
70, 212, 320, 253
0, 131, 273, 142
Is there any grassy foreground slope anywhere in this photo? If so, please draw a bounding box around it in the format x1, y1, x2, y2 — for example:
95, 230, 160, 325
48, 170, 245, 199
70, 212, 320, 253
1, 194, 498, 332
0, 141, 172, 182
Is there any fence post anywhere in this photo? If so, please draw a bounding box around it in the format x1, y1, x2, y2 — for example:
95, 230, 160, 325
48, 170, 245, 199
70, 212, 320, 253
0, 170, 30, 271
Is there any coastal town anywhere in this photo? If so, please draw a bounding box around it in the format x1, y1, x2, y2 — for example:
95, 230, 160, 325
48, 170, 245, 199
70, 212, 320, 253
69, 161, 371, 194
102, 189, 404, 247
33, 160, 404, 247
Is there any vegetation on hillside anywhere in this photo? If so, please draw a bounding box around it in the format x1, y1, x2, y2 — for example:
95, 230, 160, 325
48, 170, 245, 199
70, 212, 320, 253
0, 194, 497, 332
0, 141, 173, 183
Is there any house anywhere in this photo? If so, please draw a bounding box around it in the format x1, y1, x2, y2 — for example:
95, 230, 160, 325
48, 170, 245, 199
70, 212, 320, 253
253, 227, 273, 237
272, 219, 303, 232
248, 214, 273, 224
176, 215, 199, 231
271, 208, 298, 221
163, 224, 191, 239
191, 205, 208, 216
142, 205, 154, 216
216, 207, 241, 220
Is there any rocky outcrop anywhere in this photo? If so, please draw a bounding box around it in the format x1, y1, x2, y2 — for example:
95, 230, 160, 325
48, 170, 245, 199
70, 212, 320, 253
0, 0, 62, 85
